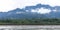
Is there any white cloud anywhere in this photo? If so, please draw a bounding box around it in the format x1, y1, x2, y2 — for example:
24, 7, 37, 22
16, 12, 25, 14
31, 10, 37, 12
31, 8, 51, 14
0, 0, 16, 12
0, 0, 60, 12
53, 10, 57, 12
38, 0, 60, 6
53, 10, 60, 12
15, 0, 60, 8
26, 10, 29, 12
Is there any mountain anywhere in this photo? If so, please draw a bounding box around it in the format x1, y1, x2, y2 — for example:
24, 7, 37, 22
0, 4, 60, 19
6, 8, 47, 19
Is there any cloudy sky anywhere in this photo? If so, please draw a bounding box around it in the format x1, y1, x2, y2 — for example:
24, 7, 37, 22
0, 0, 60, 12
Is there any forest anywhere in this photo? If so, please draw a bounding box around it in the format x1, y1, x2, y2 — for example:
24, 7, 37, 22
0, 18, 60, 25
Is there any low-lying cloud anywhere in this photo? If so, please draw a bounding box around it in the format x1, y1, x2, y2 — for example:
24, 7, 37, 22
31, 8, 51, 14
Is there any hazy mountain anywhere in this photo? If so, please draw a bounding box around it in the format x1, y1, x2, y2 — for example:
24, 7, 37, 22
0, 4, 60, 19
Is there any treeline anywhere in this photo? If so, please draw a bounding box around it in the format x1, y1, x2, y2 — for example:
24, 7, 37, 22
0, 18, 60, 25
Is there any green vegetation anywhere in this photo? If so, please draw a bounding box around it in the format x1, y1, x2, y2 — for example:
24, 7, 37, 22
0, 18, 60, 25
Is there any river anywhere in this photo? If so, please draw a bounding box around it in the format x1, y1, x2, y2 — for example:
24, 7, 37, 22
0, 25, 60, 30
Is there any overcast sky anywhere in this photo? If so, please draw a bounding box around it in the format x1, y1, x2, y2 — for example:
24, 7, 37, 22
0, 0, 60, 12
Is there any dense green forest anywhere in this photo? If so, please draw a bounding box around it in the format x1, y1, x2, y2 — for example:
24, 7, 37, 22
0, 18, 60, 25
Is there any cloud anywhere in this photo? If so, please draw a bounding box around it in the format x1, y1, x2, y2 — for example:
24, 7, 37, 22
15, 0, 60, 8
38, 0, 60, 6
31, 8, 51, 14
16, 12, 25, 14
0, 0, 16, 12
0, 0, 60, 12
53, 10, 57, 12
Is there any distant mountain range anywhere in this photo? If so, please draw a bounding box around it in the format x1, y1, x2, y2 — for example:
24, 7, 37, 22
0, 4, 60, 19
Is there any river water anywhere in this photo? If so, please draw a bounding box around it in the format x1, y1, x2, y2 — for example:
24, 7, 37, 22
0, 25, 60, 30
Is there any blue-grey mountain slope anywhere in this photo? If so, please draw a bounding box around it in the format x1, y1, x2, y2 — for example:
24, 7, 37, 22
0, 4, 60, 19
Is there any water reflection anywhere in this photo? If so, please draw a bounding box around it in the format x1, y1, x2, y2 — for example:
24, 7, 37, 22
0, 28, 60, 30
0, 25, 60, 30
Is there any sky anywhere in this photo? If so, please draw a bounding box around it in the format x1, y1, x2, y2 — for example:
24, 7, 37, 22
0, 0, 60, 12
